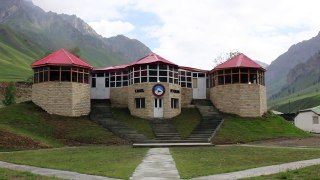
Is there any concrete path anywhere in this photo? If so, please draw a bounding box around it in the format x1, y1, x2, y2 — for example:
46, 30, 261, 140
130, 148, 180, 180
191, 158, 320, 180
0, 161, 121, 180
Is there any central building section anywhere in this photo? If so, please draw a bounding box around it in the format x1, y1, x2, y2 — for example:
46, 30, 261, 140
127, 54, 181, 119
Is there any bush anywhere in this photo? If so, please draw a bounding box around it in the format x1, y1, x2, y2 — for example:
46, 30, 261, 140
2, 82, 16, 106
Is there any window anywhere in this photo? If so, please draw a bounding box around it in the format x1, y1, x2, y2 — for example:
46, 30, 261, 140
313, 116, 319, 124
171, 98, 179, 109
91, 78, 96, 88
33, 66, 90, 84
135, 98, 145, 109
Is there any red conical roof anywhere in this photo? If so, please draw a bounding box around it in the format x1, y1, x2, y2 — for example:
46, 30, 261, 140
131, 52, 178, 66
214, 53, 265, 71
31, 49, 93, 68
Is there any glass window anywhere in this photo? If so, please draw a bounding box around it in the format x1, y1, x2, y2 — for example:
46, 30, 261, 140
159, 77, 167, 82
149, 70, 157, 76
135, 98, 145, 108
149, 77, 157, 82
105, 78, 109, 87
149, 64, 157, 69
171, 98, 179, 109
92, 78, 96, 88
141, 77, 148, 83
313, 116, 319, 124
96, 73, 104, 77
50, 71, 59, 81
225, 75, 231, 84
241, 74, 248, 83
232, 74, 239, 83
61, 71, 71, 81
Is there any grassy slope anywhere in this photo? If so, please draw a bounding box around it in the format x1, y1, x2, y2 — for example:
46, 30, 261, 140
0, 146, 148, 179
0, 25, 45, 81
247, 164, 320, 180
0, 102, 126, 150
172, 108, 201, 139
0, 167, 61, 180
213, 113, 310, 144
269, 92, 320, 113
112, 108, 155, 138
171, 146, 320, 179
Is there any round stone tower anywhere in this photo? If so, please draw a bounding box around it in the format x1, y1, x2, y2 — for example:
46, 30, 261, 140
31, 49, 93, 117
209, 53, 267, 117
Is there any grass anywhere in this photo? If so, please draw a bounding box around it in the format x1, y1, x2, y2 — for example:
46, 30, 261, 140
247, 164, 320, 180
0, 146, 148, 179
0, 167, 62, 180
212, 112, 310, 144
172, 108, 201, 139
112, 108, 155, 138
0, 102, 126, 150
170, 146, 320, 179
269, 92, 320, 113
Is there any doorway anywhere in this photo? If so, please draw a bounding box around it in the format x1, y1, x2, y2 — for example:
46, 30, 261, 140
154, 98, 164, 118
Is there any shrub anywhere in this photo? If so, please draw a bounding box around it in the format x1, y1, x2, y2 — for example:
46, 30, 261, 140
2, 82, 16, 106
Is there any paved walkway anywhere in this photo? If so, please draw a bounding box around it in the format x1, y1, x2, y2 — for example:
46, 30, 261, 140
191, 158, 320, 180
130, 148, 180, 180
0, 161, 120, 180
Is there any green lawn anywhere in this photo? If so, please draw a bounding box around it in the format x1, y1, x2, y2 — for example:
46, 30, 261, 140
0, 146, 148, 179
247, 164, 320, 180
0, 102, 126, 150
212, 113, 310, 144
172, 108, 201, 139
112, 108, 155, 138
0, 168, 61, 180
170, 146, 320, 179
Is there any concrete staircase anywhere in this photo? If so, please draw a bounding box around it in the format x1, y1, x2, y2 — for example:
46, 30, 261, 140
90, 100, 149, 143
187, 99, 223, 142
149, 119, 181, 140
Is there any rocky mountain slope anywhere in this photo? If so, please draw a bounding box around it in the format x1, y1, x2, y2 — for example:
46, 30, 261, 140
0, 0, 151, 81
266, 32, 320, 99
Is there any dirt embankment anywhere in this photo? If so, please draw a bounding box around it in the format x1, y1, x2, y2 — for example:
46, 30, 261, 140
0, 131, 49, 150
0, 82, 32, 103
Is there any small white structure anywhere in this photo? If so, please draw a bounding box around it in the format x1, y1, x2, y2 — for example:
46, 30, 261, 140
295, 106, 320, 133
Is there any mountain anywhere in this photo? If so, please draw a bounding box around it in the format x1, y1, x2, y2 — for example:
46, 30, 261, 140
0, 0, 151, 81
0, 24, 45, 81
255, 60, 268, 69
266, 32, 320, 99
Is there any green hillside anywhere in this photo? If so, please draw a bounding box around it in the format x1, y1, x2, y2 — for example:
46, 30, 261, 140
0, 102, 126, 151
269, 92, 320, 113
0, 25, 45, 81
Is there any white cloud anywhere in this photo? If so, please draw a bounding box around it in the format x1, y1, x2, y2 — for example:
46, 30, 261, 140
89, 20, 134, 38
32, 0, 320, 69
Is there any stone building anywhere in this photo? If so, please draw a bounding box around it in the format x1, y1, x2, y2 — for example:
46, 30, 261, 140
31, 49, 92, 117
31, 50, 266, 118
91, 53, 267, 119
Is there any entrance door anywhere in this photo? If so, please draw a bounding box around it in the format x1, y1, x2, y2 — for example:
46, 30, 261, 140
193, 77, 206, 99
91, 77, 110, 99
154, 98, 164, 118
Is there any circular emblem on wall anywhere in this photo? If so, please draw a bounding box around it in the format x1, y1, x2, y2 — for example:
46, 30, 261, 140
152, 84, 165, 97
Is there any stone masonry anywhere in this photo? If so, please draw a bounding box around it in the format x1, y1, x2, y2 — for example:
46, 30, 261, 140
32, 82, 90, 117
128, 83, 181, 119
181, 88, 193, 107
210, 84, 267, 117
110, 87, 128, 107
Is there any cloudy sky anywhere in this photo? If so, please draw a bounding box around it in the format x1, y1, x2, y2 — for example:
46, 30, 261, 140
32, 0, 320, 69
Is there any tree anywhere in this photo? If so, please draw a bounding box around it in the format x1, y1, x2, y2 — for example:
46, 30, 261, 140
69, 47, 81, 58
2, 82, 16, 106
213, 51, 241, 65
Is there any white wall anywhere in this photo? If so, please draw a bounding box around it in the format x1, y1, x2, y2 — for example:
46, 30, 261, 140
295, 111, 320, 133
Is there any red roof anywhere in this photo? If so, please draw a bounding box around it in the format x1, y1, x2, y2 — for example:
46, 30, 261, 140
31, 49, 93, 69
94, 64, 129, 72
131, 53, 178, 66
179, 66, 209, 73
213, 53, 265, 71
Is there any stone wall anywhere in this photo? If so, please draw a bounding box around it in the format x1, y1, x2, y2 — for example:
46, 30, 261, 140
210, 84, 267, 117
181, 88, 193, 107
0, 82, 32, 103
128, 83, 181, 119
32, 82, 90, 117
110, 87, 128, 107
